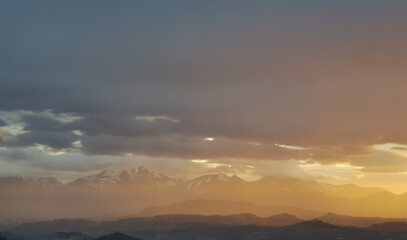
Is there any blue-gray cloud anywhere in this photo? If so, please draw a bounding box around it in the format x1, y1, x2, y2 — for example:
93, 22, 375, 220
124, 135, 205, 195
1, 1, 407, 171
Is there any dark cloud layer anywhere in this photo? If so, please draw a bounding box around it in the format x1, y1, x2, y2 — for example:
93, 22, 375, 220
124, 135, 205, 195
1, 1, 407, 172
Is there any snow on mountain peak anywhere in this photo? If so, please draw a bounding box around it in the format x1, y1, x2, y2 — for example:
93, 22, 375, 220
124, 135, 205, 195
69, 169, 122, 187
25, 177, 63, 188
68, 167, 179, 188
96, 169, 121, 180
0, 176, 63, 188
187, 173, 242, 191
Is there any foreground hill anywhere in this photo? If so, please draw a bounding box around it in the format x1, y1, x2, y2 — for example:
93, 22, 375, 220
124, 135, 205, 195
6, 220, 407, 240
369, 222, 407, 232
0, 231, 24, 240
28, 232, 93, 240
96, 232, 140, 240
319, 212, 407, 227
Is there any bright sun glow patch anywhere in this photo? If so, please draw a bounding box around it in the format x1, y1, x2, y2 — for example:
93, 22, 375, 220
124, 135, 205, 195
206, 163, 231, 168
72, 130, 83, 136
204, 137, 215, 142
335, 163, 362, 168
298, 161, 365, 184
191, 159, 208, 163
274, 144, 309, 150
34, 144, 67, 156
371, 143, 407, 157
299, 162, 363, 170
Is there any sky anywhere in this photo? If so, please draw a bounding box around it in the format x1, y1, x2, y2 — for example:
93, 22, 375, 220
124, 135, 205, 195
1, 1, 407, 193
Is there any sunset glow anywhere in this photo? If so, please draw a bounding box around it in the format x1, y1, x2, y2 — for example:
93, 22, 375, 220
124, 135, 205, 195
2, 3, 407, 238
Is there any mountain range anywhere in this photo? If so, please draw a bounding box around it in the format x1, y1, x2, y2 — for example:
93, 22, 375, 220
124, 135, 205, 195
1, 166, 407, 220
0, 167, 387, 195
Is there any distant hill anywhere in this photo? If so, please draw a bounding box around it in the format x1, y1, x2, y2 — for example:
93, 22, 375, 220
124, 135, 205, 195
28, 232, 93, 240
8, 219, 407, 240
138, 199, 323, 219
7, 213, 301, 237
0, 232, 24, 240
319, 212, 407, 227
96, 233, 140, 240
369, 222, 407, 232
103, 213, 302, 230
9, 220, 97, 237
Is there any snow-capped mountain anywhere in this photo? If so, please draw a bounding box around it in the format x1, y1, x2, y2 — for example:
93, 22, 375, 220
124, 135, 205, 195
67, 167, 180, 188
0, 167, 395, 220
0, 176, 62, 189
187, 173, 244, 191
22, 177, 63, 188
0, 167, 389, 200
68, 169, 122, 188
65, 168, 246, 191
120, 167, 180, 187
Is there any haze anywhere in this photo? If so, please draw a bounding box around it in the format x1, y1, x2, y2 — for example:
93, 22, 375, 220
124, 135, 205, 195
1, 0, 407, 221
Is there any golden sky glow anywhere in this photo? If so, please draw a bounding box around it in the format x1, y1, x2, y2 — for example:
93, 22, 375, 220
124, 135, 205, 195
1, 1, 407, 214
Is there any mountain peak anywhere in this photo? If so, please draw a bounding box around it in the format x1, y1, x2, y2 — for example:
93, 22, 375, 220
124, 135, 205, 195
96, 169, 119, 178
68, 169, 121, 187
68, 167, 179, 188
187, 173, 245, 191
0, 176, 62, 189
132, 166, 157, 178
52, 232, 93, 240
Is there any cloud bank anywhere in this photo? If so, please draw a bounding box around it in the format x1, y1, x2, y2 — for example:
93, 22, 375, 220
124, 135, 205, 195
1, 1, 407, 181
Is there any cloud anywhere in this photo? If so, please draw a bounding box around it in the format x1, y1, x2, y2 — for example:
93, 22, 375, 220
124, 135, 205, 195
6, 131, 80, 150
21, 114, 67, 132
80, 134, 308, 160
391, 147, 407, 151
0, 119, 6, 127
1, 1, 407, 175
351, 149, 407, 173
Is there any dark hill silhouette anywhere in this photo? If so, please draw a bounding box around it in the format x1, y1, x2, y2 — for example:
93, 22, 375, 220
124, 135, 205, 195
28, 232, 93, 240
96, 233, 140, 240
9, 220, 97, 237
369, 222, 407, 232
7, 213, 301, 237
0, 232, 23, 240
319, 212, 407, 227
6, 220, 407, 240
104, 213, 302, 231
292, 219, 337, 229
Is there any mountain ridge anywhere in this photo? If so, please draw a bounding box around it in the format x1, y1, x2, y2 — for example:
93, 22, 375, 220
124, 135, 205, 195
2, 166, 406, 220
7, 216, 407, 240
138, 199, 323, 219
0, 166, 391, 196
